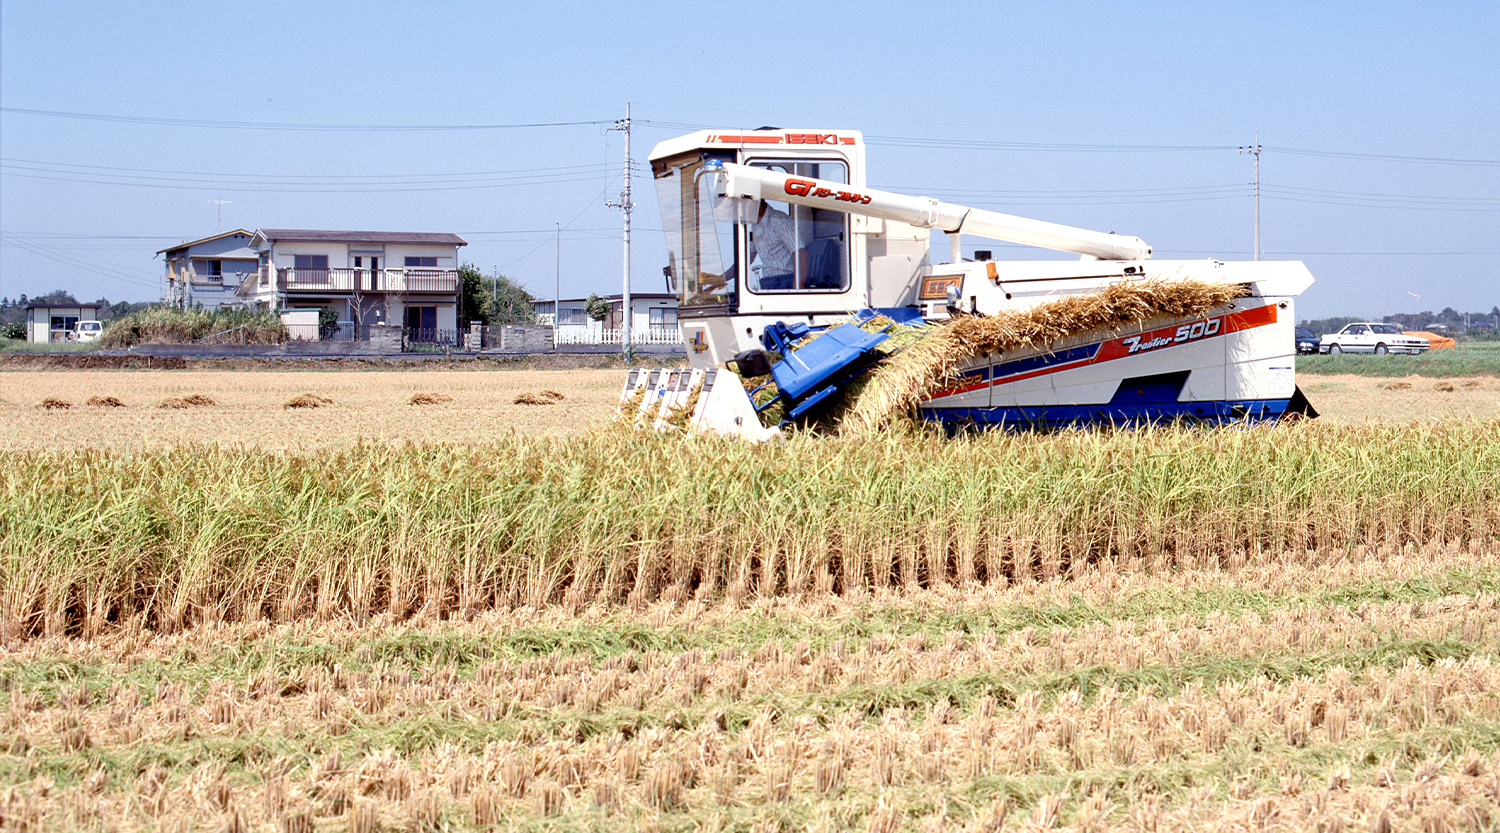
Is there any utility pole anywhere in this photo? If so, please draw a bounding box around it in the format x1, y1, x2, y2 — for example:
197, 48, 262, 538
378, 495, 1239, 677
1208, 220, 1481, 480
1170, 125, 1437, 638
1239, 134, 1261, 260
606, 103, 634, 358
554, 223, 561, 334
491, 263, 498, 323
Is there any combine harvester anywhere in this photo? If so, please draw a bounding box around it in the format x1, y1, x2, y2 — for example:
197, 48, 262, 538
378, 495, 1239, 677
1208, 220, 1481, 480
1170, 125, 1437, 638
621, 128, 1316, 439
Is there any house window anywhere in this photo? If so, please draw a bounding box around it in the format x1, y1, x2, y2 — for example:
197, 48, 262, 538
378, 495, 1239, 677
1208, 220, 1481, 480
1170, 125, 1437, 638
559, 308, 587, 325
50, 315, 78, 331
194, 259, 223, 283
293, 255, 329, 270
404, 257, 438, 268
649, 307, 678, 327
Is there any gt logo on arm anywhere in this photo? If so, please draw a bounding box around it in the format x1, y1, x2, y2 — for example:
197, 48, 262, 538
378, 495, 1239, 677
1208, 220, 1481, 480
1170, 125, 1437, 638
1122, 318, 1222, 355
784, 178, 872, 204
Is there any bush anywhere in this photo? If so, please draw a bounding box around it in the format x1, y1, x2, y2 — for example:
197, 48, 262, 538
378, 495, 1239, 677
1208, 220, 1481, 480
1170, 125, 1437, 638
584, 293, 612, 322
99, 307, 287, 347
0, 321, 23, 340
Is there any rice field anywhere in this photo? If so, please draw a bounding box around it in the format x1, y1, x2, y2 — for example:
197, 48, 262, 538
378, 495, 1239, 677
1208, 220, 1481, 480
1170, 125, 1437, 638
0, 369, 625, 449
1298, 342, 1500, 378
3, 549, 1499, 831
2, 369, 1497, 452
3, 365, 1499, 830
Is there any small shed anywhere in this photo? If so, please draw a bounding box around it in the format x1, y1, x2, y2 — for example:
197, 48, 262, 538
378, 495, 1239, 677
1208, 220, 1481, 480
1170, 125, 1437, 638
25, 303, 103, 343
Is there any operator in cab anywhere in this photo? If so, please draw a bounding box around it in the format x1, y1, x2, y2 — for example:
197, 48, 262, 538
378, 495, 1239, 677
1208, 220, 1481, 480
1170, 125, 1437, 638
752, 200, 796, 290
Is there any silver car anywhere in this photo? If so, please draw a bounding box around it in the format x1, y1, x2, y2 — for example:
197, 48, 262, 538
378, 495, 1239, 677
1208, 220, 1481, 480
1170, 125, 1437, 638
1319, 323, 1429, 355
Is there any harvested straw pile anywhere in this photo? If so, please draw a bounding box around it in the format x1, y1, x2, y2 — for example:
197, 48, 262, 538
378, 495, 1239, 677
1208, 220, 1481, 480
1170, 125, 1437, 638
1385, 381, 1414, 391
159, 394, 216, 409
839, 279, 1249, 434
409, 392, 453, 405
37, 397, 71, 410
284, 393, 332, 409
86, 396, 126, 407
514, 390, 566, 406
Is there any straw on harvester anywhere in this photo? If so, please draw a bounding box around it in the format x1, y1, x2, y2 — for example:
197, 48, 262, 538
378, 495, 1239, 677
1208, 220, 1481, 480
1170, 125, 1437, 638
838, 278, 1249, 434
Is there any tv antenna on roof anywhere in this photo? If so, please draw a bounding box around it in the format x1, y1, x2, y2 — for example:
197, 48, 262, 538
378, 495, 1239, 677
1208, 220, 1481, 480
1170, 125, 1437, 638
208, 198, 233, 232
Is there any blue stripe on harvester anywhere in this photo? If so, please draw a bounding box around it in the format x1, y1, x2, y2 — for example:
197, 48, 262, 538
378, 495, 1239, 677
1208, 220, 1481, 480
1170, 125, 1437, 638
922, 398, 1294, 430
990, 343, 1101, 381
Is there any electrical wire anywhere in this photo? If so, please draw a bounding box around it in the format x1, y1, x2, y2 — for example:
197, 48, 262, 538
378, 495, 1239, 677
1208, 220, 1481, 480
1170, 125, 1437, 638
0, 107, 612, 132
1271, 146, 1500, 167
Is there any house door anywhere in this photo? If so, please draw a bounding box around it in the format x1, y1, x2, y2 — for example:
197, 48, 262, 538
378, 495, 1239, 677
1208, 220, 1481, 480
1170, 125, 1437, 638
405, 306, 436, 335
353, 255, 380, 291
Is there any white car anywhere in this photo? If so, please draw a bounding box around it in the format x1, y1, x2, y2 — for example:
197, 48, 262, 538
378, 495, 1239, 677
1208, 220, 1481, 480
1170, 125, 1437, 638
1319, 322, 1429, 355
72, 320, 104, 342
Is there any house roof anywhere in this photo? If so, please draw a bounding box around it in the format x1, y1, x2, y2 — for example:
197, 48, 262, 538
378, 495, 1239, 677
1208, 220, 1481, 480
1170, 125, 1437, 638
26, 301, 102, 310
156, 229, 255, 256
252, 229, 468, 246
536, 293, 677, 306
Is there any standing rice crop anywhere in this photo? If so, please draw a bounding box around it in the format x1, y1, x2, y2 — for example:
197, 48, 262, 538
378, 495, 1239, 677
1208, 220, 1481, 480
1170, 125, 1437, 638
0, 420, 1495, 634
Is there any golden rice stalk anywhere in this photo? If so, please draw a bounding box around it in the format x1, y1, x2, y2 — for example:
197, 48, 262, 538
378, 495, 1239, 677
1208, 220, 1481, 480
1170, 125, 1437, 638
839, 279, 1249, 435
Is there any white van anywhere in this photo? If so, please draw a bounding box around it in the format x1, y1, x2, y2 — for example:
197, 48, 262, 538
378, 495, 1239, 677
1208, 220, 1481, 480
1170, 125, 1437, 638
72, 320, 104, 342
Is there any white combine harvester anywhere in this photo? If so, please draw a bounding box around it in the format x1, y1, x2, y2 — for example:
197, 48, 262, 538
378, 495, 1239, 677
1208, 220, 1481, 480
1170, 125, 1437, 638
622, 128, 1316, 439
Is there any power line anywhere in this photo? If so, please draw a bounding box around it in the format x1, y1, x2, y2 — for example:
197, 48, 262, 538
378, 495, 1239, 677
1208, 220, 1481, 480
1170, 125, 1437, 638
0, 157, 615, 181
0, 107, 612, 132
1271, 146, 1500, 167
0, 166, 615, 194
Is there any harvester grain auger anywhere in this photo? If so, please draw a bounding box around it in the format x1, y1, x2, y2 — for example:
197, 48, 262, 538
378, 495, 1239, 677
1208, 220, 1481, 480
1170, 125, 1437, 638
621, 129, 1317, 439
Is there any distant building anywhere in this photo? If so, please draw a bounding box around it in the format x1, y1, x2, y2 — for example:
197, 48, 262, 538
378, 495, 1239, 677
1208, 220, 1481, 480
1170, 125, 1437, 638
244, 229, 466, 342
25, 302, 102, 343
157, 230, 258, 310
533, 293, 680, 345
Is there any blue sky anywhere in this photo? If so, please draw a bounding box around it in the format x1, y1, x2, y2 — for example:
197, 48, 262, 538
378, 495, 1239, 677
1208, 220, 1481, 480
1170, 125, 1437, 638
1, 1, 1496, 321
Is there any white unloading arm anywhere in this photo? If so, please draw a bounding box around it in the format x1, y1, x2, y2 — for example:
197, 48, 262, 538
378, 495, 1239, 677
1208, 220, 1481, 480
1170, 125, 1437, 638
716, 161, 1152, 261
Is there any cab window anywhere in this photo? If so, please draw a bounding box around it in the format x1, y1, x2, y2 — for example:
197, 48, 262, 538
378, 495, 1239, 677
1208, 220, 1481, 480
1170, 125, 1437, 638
745, 160, 848, 293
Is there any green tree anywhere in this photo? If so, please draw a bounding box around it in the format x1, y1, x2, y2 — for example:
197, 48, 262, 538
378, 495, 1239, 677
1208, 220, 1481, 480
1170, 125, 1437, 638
318, 304, 340, 339
458, 264, 536, 326
32, 289, 79, 305
584, 293, 612, 322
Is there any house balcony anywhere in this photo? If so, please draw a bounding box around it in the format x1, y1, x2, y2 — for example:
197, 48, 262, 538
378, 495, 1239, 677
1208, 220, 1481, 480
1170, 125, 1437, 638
276, 267, 458, 294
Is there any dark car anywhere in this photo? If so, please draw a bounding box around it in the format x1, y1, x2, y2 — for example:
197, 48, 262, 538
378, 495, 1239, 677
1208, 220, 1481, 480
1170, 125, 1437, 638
1294, 326, 1321, 355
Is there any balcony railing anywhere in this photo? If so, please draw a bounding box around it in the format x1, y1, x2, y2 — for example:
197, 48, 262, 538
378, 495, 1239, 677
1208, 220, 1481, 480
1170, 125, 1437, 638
280, 267, 458, 293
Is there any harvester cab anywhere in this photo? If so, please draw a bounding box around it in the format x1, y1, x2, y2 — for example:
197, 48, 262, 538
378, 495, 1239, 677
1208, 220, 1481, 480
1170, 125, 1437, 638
622, 128, 1315, 438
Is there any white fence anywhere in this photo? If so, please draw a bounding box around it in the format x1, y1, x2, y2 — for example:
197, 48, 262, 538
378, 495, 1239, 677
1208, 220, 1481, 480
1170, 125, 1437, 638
554, 326, 682, 346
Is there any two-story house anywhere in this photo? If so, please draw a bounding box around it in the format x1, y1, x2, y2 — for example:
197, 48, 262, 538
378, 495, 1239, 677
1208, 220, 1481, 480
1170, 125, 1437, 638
242, 229, 466, 340
158, 230, 258, 310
